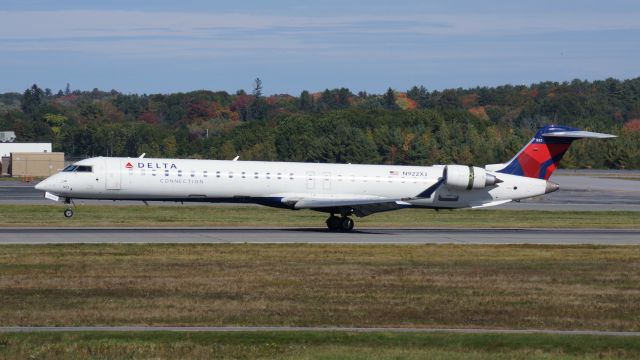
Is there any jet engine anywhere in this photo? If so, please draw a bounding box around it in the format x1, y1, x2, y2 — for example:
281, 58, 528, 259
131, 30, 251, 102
444, 165, 500, 190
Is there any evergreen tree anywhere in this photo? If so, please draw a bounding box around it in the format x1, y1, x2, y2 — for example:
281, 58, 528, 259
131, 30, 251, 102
383, 88, 398, 110
299, 90, 313, 111
21, 84, 45, 115
247, 78, 266, 121
252, 78, 262, 97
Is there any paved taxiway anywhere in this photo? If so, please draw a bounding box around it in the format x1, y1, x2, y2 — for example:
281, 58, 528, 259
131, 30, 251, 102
1, 228, 639, 245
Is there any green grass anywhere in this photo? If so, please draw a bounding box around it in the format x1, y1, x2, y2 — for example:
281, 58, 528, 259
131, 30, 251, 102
1, 331, 639, 359
2, 244, 640, 330
0, 177, 39, 182
0, 204, 638, 228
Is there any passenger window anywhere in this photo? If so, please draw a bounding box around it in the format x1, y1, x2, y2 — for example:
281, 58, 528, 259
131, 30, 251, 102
289, 173, 294, 180
216, 171, 221, 178
152, 169, 156, 176
203, 171, 208, 178
338, 175, 343, 181
178, 170, 183, 177
241, 171, 246, 179
254, 172, 259, 179
190, 171, 195, 177
277, 172, 281, 180
141, 169, 145, 176
266, 172, 271, 179
229, 172, 233, 178
164, 170, 169, 177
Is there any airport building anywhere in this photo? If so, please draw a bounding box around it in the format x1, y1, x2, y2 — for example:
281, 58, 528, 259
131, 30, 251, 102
0, 131, 63, 177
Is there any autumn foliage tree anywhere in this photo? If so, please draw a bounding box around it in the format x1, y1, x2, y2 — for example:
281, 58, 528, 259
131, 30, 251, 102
2, 78, 640, 169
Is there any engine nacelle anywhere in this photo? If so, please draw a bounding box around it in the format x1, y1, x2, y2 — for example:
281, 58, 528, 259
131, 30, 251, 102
444, 165, 500, 190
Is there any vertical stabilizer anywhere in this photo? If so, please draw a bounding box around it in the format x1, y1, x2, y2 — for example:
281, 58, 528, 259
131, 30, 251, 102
493, 125, 615, 180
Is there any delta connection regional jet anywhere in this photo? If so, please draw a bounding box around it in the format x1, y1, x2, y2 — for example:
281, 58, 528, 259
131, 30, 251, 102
36, 125, 614, 232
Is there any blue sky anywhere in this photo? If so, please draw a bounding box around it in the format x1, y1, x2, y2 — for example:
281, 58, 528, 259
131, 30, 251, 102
1, 0, 639, 95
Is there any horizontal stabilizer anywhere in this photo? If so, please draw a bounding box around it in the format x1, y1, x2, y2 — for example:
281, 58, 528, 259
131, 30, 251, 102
542, 130, 616, 139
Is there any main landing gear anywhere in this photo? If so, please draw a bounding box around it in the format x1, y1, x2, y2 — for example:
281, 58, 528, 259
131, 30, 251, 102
63, 197, 74, 218
326, 215, 354, 232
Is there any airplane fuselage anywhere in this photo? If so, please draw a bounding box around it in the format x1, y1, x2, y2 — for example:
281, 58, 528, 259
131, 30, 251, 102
37, 156, 551, 212
34, 125, 614, 231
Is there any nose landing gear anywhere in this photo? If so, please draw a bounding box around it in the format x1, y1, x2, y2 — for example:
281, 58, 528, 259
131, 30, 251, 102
326, 214, 355, 232
63, 197, 74, 218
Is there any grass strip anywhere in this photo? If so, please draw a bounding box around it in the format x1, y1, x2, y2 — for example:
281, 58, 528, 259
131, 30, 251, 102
1, 331, 639, 359
0, 204, 638, 228
1, 244, 640, 330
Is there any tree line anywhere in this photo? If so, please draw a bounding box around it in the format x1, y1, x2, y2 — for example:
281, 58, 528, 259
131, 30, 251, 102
1, 77, 639, 169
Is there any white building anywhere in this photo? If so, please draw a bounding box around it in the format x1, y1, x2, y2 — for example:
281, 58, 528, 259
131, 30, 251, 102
0, 143, 52, 158
0, 142, 52, 175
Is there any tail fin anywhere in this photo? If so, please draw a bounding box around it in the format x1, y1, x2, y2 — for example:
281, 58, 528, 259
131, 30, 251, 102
490, 125, 615, 180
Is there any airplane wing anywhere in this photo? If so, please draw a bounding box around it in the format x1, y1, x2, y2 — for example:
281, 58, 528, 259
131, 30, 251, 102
278, 177, 445, 217
469, 199, 512, 209
280, 196, 411, 217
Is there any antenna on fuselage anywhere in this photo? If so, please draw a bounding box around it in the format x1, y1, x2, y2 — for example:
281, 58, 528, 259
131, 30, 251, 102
139, 153, 146, 159
232, 156, 239, 161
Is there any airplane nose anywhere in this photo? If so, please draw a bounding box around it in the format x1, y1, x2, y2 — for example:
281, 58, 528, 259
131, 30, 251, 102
35, 178, 51, 192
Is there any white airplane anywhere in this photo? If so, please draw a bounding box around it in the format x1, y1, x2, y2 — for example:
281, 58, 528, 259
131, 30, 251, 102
35, 125, 614, 231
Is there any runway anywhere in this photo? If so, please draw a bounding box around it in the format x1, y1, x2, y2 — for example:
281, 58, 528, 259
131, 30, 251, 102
1, 326, 639, 336
2, 227, 639, 245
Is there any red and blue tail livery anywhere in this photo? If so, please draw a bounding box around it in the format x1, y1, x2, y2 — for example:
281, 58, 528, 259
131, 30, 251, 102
496, 125, 616, 180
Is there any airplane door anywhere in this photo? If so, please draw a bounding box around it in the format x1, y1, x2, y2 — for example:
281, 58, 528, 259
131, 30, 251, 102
105, 158, 122, 190
306, 171, 315, 190
322, 172, 331, 191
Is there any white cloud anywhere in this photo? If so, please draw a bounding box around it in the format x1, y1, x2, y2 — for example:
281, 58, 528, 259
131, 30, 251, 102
0, 10, 638, 58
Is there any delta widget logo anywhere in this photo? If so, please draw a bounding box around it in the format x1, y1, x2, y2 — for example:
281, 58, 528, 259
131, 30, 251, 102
124, 161, 178, 169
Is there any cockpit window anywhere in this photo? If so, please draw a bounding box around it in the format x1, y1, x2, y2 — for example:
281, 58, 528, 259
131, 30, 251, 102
63, 165, 92, 172
76, 166, 93, 172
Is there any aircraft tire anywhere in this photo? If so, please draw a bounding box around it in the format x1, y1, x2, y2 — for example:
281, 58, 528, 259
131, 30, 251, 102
64, 208, 74, 218
326, 216, 341, 231
340, 217, 354, 232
